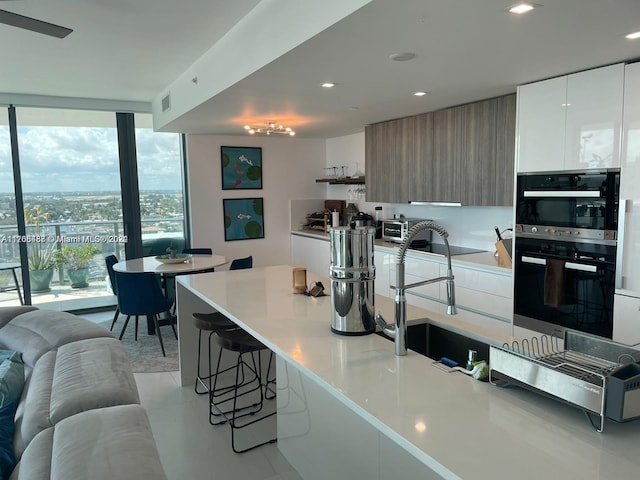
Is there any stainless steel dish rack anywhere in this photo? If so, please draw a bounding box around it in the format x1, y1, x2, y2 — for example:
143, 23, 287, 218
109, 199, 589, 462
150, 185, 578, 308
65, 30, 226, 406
489, 330, 640, 432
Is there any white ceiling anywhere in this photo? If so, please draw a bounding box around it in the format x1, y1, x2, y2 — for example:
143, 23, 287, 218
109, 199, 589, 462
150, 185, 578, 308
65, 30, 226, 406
2, 0, 640, 138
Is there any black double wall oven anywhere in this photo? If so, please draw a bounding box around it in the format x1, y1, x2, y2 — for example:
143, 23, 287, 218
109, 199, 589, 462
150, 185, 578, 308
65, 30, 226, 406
513, 170, 619, 338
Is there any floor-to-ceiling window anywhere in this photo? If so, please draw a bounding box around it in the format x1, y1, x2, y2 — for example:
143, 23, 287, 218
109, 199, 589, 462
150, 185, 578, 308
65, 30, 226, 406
0, 108, 21, 305
134, 113, 186, 256
0, 106, 186, 311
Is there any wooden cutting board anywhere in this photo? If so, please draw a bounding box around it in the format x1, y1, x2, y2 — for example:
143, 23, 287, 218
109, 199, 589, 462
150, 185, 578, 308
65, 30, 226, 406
325, 199, 346, 214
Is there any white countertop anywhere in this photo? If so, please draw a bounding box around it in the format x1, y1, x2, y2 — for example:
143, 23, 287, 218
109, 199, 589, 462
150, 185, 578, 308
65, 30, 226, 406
177, 265, 640, 480
291, 229, 511, 275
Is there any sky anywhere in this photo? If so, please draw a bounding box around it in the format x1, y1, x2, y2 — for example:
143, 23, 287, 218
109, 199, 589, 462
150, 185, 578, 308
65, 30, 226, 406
0, 124, 182, 194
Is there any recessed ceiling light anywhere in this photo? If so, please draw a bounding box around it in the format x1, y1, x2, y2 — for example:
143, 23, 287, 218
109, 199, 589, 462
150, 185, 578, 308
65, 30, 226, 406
626, 31, 640, 40
508, 3, 537, 14
414, 91, 428, 97
389, 52, 416, 62
321, 82, 336, 88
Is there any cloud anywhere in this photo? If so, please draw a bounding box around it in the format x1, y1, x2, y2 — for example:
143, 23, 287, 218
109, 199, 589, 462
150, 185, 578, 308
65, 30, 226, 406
0, 125, 182, 193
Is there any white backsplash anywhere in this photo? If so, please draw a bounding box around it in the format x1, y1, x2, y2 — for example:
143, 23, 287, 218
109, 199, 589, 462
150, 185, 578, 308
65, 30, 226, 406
321, 185, 513, 251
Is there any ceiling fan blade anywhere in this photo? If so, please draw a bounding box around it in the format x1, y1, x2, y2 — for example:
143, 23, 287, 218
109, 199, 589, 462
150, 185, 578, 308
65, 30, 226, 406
0, 9, 72, 38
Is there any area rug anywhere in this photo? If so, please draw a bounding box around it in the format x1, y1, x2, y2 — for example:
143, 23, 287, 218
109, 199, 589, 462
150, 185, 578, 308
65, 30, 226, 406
100, 318, 179, 373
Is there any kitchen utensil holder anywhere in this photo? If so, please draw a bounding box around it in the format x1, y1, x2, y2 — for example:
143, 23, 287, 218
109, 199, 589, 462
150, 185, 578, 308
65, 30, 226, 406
495, 239, 512, 268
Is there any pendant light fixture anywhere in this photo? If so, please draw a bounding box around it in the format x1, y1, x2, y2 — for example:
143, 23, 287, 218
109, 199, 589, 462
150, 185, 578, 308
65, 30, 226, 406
243, 122, 296, 136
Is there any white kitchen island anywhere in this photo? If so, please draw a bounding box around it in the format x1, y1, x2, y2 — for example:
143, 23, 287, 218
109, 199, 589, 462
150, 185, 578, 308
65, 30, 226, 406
176, 265, 640, 480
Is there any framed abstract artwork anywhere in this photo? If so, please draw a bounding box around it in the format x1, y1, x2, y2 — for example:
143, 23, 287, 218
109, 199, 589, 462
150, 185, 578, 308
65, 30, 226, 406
223, 198, 265, 241
221, 146, 263, 190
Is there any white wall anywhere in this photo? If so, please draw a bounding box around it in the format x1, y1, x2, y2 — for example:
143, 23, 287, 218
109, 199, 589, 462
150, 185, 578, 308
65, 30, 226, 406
324, 132, 513, 251
186, 131, 514, 266
187, 134, 325, 267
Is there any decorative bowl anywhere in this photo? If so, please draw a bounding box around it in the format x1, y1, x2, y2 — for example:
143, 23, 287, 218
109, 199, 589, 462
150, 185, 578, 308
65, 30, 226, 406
155, 253, 192, 264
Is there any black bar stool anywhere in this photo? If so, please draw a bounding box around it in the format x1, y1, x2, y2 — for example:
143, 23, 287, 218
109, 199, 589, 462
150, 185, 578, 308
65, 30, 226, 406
192, 312, 239, 395
210, 328, 276, 453
192, 256, 254, 395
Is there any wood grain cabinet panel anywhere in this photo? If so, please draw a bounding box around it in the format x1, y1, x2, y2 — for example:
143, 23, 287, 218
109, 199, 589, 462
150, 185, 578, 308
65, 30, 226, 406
365, 117, 414, 203
366, 94, 515, 206
461, 94, 516, 206
428, 107, 463, 203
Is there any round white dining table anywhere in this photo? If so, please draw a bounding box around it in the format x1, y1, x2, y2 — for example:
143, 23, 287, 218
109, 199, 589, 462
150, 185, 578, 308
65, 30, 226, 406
113, 254, 227, 274
112, 254, 227, 334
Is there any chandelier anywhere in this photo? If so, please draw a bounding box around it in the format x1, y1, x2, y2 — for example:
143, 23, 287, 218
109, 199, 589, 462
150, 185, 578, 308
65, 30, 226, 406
243, 122, 296, 136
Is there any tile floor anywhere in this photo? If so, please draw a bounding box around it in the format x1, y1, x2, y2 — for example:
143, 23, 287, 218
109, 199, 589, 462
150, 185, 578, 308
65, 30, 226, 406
80, 310, 302, 480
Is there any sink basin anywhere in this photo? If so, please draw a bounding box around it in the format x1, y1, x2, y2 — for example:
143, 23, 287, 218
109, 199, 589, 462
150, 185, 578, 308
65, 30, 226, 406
376, 322, 490, 367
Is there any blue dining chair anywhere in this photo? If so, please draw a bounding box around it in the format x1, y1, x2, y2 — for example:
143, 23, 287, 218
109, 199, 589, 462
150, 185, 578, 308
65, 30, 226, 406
182, 248, 213, 255
114, 271, 177, 356
104, 255, 120, 331
229, 256, 252, 270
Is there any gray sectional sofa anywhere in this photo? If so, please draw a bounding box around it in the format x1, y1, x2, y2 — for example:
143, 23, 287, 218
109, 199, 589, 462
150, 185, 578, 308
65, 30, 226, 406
0, 306, 167, 480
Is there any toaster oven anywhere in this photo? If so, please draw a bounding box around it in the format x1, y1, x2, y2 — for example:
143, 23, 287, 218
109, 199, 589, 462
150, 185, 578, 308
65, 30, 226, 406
381, 218, 430, 243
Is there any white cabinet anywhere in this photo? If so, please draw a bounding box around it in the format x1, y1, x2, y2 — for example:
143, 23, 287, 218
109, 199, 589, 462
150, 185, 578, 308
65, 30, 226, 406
613, 294, 640, 347
390, 251, 513, 337
517, 76, 567, 172
290, 234, 330, 277
517, 63, 624, 173
613, 62, 640, 347
389, 253, 442, 313
374, 248, 394, 299
439, 263, 513, 336
564, 64, 624, 170
618, 62, 640, 295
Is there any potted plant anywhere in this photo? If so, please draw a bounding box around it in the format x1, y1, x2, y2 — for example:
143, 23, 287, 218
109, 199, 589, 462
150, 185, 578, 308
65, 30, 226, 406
24, 206, 57, 293
166, 243, 178, 259
55, 244, 101, 288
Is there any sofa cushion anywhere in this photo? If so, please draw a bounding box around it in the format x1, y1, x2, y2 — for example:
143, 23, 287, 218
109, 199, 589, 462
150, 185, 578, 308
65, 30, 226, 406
0, 309, 112, 368
9, 405, 167, 480
0, 403, 16, 480
15, 337, 140, 457
0, 308, 37, 331
0, 352, 24, 408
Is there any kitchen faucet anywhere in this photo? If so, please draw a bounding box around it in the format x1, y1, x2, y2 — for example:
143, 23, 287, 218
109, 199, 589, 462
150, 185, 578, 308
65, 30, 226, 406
376, 221, 457, 356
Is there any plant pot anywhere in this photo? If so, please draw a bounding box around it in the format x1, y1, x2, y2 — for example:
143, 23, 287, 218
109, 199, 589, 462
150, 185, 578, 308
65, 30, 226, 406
67, 268, 90, 288
30, 268, 54, 293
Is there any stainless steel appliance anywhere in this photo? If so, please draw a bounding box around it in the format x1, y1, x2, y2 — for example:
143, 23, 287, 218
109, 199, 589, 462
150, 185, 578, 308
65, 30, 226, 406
514, 236, 616, 338
516, 170, 619, 242
329, 226, 376, 335
350, 211, 374, 228
381, 218, 431, 243
489, 330, 640, 432
514, 170, 620, 338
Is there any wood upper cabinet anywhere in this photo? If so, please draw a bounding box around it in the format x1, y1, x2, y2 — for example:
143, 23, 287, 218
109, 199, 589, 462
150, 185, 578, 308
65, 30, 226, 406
427, 107, 463, 203
366, 94, 515, 206
365, 116, 415, 203
461, 94, 516, 206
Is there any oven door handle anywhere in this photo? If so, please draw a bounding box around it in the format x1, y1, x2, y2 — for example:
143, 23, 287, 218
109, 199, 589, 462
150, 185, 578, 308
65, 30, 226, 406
564, 262, 598, 273
521, 256, 599, 273
521, 255, 546, 266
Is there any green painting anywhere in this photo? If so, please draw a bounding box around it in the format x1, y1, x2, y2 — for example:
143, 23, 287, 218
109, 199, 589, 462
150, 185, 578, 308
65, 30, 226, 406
223, 198, 264, 241
221, 146, 262, 190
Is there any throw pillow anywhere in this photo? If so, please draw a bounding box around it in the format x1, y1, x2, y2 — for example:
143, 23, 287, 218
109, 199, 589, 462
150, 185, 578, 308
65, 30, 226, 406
0, 352, 15, 365
0, 402, 15, 480
0, 351, 24, 408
